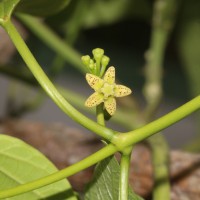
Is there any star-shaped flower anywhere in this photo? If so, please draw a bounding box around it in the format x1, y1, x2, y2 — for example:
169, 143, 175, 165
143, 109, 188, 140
85, 66, 132, 115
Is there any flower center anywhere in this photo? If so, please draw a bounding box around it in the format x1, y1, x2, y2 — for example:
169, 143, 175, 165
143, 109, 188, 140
100, 82, 115, 99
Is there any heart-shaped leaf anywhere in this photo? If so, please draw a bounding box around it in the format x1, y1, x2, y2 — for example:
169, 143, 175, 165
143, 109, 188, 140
0, 134, 77, 200
84, 156, 144, 200
16, 0, 71, 17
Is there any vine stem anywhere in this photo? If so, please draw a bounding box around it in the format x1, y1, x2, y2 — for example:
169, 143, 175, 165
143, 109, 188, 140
147, 135, 170, 200
119, 147, 132, 200
143, 0, 180, 199
112, 95, 200, 149
0, 144, 117, 199
2, 19, 115, 141
0, 12, 199, 200
0, 96, 199, 198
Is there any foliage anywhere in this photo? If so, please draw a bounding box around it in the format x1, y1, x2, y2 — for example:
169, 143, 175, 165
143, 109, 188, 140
0, 135, 76, 200
0, 0, 200, 200
85, 156, 143, 200
16, 0, 71, 16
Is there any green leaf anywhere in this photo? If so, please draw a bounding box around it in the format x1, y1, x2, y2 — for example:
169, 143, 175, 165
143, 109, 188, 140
0, 0, 20, 24
49, 0, 150, 30
16, 0, 71, 17
0, 134, 77, 200
84, 156, 143, 200
79, 0, 151, 28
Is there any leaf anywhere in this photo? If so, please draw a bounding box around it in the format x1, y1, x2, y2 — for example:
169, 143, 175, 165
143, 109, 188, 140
0, 134, 77, 200
0, 0, 20, 24
79, 0, 151, 28
16, 0, 71, 17
84, 156, 144, 200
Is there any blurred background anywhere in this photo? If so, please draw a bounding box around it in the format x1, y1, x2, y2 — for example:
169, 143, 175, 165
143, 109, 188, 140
0, 0, 199, 149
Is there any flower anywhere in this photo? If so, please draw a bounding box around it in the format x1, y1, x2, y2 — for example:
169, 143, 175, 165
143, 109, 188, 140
85, 66, 132, 115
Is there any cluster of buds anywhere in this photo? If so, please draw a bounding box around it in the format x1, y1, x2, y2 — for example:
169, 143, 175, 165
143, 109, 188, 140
82, 48, 132, 116
81, 48, 110, 77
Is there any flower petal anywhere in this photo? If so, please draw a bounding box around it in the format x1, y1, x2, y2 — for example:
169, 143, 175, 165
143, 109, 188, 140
85, 92, 104, 107
104, 97, 116, 116
104, 66, 115, 84
115, 85, 132, 97
86, 74, 104, 91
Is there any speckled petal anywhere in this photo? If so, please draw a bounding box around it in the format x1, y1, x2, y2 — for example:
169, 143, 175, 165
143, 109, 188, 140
115, 85, 132, 97
104, 97, 116, 116
85, 92, 104, 107
86, 74, 104, 91
104, 66, 115, 84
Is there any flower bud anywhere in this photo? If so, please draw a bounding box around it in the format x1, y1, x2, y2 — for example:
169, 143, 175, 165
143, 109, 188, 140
81, 55, 90, 67
89, 59, 95, 70
92, 48, 104, 62
101, 55, 110, 68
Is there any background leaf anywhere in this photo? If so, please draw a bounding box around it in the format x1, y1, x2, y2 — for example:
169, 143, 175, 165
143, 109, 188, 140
16, 0, 71, 17
84, 156, 143, 200
0, 134, 77, 200
177, 0, 200, 150
0, 0, 20, 23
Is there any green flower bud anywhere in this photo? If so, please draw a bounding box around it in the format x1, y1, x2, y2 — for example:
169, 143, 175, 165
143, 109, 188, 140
92, 48, 104, 62
101, 55, 110, 68
81, 55, 90, 67
89, 59, 95, 70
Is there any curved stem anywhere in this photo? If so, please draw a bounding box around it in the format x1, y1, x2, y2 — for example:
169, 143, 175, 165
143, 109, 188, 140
147, 134, 170, 200
0, 64, 138, 128
0, 144, 117, 199
143, 0, 180, 199
112, 95, 200, 149
2, 19, 115, 141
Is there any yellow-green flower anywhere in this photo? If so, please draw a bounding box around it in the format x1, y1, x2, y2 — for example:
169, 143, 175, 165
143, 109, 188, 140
85, 66, 132, 115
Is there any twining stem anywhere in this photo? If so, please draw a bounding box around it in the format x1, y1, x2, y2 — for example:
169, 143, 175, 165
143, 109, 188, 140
112, 95, 200, 149
143, 0, 180, 199
2, 19, 115, 141
147, 135, 170, 200
144, 0, 180, 120
0, 95, 199, 198
0, 144, 117, 199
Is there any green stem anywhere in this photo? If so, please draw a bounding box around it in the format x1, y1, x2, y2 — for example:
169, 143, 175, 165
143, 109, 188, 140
16, 13, 85, 73
0, 96, 199, 199
2, 19, 115, 141
119, 147, 132, 200
0, 144, 117, 199
144, 0, 180, 120
112, 95, 200, 149
96, 103, 105, 126
143, 1, 180, 199
147, 135, 170, 200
